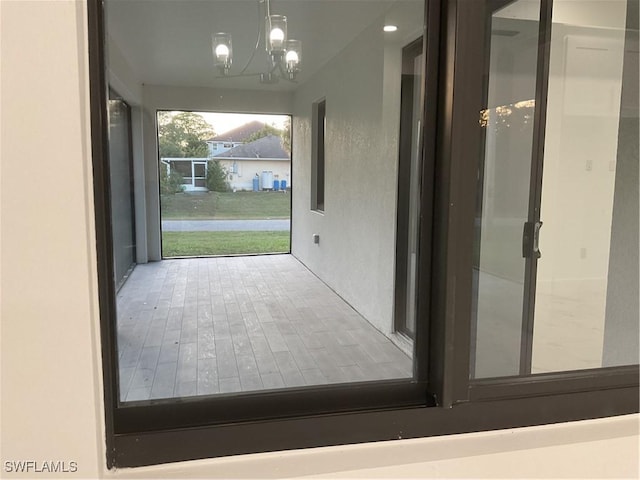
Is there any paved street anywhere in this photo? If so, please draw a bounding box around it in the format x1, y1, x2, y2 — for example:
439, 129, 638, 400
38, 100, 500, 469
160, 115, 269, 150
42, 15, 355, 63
162, 219, 290, 232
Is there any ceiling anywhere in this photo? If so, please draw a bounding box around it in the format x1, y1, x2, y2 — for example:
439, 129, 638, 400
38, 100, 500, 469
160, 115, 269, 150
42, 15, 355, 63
106, 0, 422, 92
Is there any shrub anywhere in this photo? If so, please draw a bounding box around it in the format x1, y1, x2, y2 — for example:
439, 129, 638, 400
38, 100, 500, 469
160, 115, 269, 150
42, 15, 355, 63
160, 166, 185, 194
206, 160, 231, 192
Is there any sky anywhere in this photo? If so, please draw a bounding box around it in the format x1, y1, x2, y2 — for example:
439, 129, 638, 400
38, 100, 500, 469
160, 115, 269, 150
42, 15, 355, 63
197, 112, 289, 136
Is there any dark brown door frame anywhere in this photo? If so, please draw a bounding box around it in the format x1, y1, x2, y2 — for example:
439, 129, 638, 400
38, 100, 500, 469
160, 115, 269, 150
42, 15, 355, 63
469, 0, 554, 379
394, 36, 425, 340
519, 0, 553, 375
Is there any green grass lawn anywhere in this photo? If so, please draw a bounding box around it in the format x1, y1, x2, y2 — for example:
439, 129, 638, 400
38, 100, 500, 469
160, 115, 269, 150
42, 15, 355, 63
162, 231, 290, 257
161, 191, 291, 220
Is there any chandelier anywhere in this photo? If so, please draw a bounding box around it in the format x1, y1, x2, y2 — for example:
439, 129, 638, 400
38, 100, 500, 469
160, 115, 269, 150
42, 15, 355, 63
212, 0, 302, 84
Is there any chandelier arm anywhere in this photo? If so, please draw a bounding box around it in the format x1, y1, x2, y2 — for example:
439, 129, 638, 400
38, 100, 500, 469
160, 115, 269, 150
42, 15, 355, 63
215, 72, 263, 79
277, 62, 298, 83
238, 0, 263, 75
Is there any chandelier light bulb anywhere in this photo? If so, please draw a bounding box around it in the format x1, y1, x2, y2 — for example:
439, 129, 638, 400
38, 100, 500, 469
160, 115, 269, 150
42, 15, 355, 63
284, 39, 301, 80
212, 33, 232, 75
270, 27, 285, 46
266, 15, 287, 54
285, 50, 298, 64
215, 43, 230, 60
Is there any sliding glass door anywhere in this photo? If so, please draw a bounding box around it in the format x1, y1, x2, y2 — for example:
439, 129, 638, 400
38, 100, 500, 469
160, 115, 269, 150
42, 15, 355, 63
472, 0, 638, 378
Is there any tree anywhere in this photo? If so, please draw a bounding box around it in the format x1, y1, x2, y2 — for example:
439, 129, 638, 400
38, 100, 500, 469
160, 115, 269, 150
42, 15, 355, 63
242, 123, 282, 143
206, 160, 230, 192
242, 120, 291, 154
159, 165, 185, 194
158, 111, 215, 158
281, 117, 291, 154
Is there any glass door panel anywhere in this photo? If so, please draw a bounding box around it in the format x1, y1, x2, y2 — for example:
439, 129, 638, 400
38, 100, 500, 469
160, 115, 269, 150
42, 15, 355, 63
194, 161, 207, 189
472, 0, 638, 378
532, 0, 638, 372
472, 0, 543, 378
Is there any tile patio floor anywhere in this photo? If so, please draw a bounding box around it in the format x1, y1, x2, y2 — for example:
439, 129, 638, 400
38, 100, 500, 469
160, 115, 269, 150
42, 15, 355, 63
117, 254, 413, 401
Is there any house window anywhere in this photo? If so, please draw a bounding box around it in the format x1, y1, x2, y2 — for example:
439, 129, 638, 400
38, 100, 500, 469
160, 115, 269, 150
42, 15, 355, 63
89, 0, 638, 469
311, 99, 326, 212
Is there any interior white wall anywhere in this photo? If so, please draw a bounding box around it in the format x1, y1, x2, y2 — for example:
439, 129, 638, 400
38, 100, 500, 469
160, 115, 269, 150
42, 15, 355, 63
0, 0, 104, 476
291, 3, 421, 335
1, 1, 638, 479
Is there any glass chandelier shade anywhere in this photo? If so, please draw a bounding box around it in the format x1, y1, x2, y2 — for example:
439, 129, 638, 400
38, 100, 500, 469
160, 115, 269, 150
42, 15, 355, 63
266, 15, 287, 55
212, 7, 301, 82
212, 33, 232, 74
285, 39, 301, 78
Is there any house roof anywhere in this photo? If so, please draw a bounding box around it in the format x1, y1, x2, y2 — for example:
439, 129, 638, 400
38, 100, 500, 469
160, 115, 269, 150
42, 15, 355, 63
213, 135, 289, 160
207, 121, 265, 142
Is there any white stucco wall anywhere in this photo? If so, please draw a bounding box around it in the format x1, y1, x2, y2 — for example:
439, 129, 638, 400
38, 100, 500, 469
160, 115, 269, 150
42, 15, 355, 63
291, 2, 422, 335
1, 1, 638, 479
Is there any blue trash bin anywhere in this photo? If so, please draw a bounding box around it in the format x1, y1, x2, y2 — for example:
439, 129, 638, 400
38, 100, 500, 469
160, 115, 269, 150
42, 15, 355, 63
252, 176, 259, 192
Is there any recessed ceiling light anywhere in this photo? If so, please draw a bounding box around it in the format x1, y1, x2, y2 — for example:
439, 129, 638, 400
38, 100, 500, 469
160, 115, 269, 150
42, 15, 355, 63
383, 25, 398, 32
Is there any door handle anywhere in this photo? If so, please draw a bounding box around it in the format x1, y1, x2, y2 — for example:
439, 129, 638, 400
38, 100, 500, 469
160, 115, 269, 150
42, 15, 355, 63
522, 221, 543, 259
532, 221, 543, 259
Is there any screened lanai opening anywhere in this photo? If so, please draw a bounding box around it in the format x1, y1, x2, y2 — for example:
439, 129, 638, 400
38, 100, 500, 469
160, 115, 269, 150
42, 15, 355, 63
157, 110, 292, 258
105, 0, 425, 401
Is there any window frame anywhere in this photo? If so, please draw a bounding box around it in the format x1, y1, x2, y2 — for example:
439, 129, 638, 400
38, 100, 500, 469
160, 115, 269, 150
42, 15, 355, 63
394, 36, 425, 340
88, 0, 639, 469
311, 98, 326, 212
